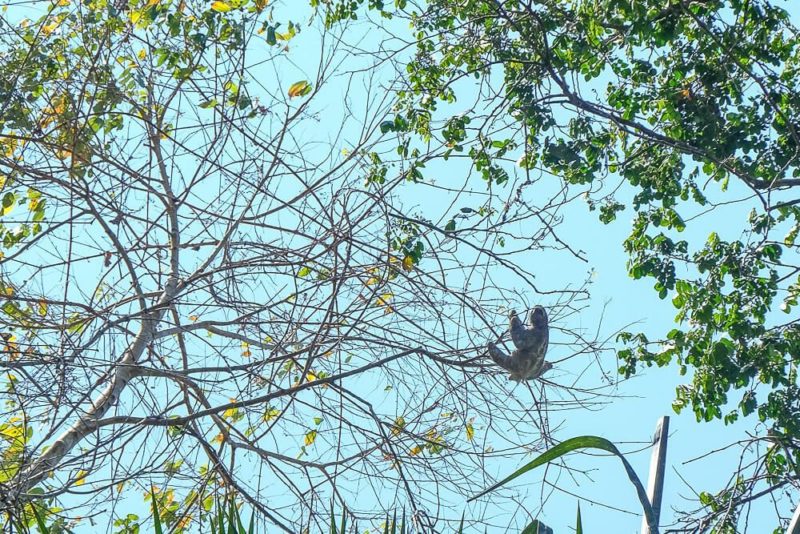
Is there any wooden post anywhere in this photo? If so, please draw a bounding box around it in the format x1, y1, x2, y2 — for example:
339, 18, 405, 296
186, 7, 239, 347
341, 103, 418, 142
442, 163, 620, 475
640, 416, 670, 534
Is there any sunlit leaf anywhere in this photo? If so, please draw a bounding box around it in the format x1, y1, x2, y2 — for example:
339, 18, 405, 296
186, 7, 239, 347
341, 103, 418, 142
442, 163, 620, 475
392, 416, 405, 436
287, 81, 311, 98
210, 1, 232, 12
74, 470, 88, 486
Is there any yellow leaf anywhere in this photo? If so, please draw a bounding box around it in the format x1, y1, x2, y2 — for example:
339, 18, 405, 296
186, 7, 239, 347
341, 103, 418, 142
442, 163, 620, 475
402, 255, 414, 272
304, 430, 317, 446
391, 416, 405, 436
365, 277, 380, 286
37, 299, 47, 316
306, 371, 318, 382
374, 292, 393, 308
212, 433, 224, 444
466, 423, 474, 442
189, 315, 199, 322
42, 19, 61, 36
287, 80, 311, 98
409, 445, 423, 456
137, 49, 147, 60
210, 1, 232, 12
263, 407, 280, 422
116, 481, 126, 493
4, 287, 13, 297
254, 0, 268, 11
75, 470, 88, 486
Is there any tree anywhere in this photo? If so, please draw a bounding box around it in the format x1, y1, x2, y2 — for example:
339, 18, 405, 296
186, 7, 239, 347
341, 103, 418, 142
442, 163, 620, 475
325, 0, 800, 530
0, 0, 607, 531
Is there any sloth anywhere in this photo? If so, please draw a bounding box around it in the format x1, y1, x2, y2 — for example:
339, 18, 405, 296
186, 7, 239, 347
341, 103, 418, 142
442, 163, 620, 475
488, 306, 551, 381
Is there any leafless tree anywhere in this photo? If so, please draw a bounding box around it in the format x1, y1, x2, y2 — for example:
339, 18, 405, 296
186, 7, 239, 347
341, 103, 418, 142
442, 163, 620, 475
0, 1, 613, 531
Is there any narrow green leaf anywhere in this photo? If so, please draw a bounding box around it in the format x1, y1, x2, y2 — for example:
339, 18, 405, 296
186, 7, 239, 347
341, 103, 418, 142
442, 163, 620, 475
217, 495, 225, 534
151, 487, 164, 534
469, 435, 657, 533
576, 502, 583, 534
232, 496, 247, 534
339, 504, 347, 534
228, 494, 238, 534
31, 505, 50, 534
520, 520, 548, 534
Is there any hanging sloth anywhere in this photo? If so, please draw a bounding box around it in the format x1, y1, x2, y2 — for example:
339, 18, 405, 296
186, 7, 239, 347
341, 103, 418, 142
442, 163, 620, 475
487, 306, 551, 381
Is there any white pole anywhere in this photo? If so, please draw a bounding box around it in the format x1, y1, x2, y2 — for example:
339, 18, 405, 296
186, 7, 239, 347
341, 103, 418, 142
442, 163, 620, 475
786, 499, 800, 534
641, 416, 670, 534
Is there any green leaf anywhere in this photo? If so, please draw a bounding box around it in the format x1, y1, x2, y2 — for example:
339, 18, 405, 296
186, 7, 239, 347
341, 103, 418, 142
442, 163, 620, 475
288, 80, 312, 98
151, 486, 164, 534
521, 520, 551, 534
31, 505, 49, 534
469, 435, 657, 533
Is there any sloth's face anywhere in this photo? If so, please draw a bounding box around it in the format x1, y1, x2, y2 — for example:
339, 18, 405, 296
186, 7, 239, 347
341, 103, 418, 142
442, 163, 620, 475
530, 306, 547, 327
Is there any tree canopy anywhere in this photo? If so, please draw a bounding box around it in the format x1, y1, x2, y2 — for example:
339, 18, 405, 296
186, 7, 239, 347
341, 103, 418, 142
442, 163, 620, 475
0, 0, 799, 532
329, 0, 800, 530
